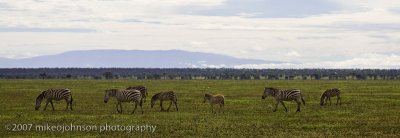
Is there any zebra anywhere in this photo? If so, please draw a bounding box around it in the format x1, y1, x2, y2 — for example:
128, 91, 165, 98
104, 89, 143, 114
262, 87, 305, 112
320, 88, 341, 106
203, 93, 225, 113
126, 85, 148, 103
35, 88, 73, 111
151, 91, 178, 112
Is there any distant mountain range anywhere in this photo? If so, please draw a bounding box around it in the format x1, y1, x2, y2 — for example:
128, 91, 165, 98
0, 50, 277, 68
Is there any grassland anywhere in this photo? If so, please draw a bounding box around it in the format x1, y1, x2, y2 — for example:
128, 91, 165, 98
0, 80, 399, 137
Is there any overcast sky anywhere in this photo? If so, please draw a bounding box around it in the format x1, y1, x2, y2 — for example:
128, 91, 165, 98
1, 0, 400, 69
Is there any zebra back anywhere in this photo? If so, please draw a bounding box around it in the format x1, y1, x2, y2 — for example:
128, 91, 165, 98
43, 88, 72, 100
126, 86, 148, 96
321, 88, 341, 100
264, 87, 303, 102
204, 93, 224, 104
116, 89, 142, 103
277, 89, 301, 100
152, 91, 177, 101
35, 88, 72, 110
323, 88, 341, 97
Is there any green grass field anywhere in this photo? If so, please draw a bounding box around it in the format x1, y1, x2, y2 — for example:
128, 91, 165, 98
0, 80, 399, 137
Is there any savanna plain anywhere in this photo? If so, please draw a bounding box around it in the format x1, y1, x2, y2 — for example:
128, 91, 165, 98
0, 80, 399, 137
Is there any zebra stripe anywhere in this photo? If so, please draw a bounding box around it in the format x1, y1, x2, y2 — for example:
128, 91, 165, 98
262, 87, 305, 112
126, 86, 148, 103
104, 89, 143, 114
320, 88, 341, 106
35, 88, 73, 111
151, 91, 178, 111
203, 93, 225, 113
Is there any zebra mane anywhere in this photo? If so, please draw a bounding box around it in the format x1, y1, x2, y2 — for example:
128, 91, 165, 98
152, 92, 162, 100
106, 89, 118, 97
36, 92, 45, 101
264, 87, 279, 96
204, 93, 215, 100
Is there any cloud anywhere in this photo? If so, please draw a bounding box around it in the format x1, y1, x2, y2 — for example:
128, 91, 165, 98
180, 0, 345, 18
0, 27, 96, 32
286, 51, 302, 57
0, 1, 400, 68
235, 54, 400, 69
331, 0, 400, 9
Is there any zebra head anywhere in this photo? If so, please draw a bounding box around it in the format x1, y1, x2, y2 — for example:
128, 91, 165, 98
104, 89, 116, 103
150, 93, 160, 108
203, 94, 211, 103
35, 92, 45, 110
320, 94, 326, 106
262, 87, 275, 99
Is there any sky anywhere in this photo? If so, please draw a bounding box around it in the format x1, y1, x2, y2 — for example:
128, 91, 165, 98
0, 0, 400, 69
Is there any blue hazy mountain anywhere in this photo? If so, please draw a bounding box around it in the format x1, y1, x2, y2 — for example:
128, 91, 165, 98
0, 50, 275, 68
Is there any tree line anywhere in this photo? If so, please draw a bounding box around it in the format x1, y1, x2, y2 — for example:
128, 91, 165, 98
0, 68, 399, 80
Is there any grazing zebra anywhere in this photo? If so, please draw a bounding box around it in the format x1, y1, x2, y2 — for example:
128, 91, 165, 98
320, 88, 341, 106
35, 88, 73, 111
104, 89, 143, 114
203, 94, 225, 113
151, 91, 178, 112
262, 87, 305, 112
126, 85, 148, 103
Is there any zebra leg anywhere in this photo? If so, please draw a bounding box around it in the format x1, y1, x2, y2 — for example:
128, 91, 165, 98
44, 101, 50, 111
210, 104, 214, 113
69, 97, 73, 111
219, 103, 224, 113
119, 102, 123, 113
65, 99, 69, 110
336, 96, 339, 105
116, 102, 123, 113
174, 101, 178, 111
116, 103, 120, 113
296, 100, 301, 112
280, 101, 288, 112
273, 101, 279, 112
50, 101, 55, 111
131, 102, 138, 114
338, 96, 342, 105
325, 98, 329, 106
140, 101, 144, 114
329, 97, 332, 105
167, 101, 172, 111
160, 100, 165, 111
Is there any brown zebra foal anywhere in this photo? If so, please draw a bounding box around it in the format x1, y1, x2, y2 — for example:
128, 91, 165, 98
320, 88, 341, 106
203, 94, 225, 113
